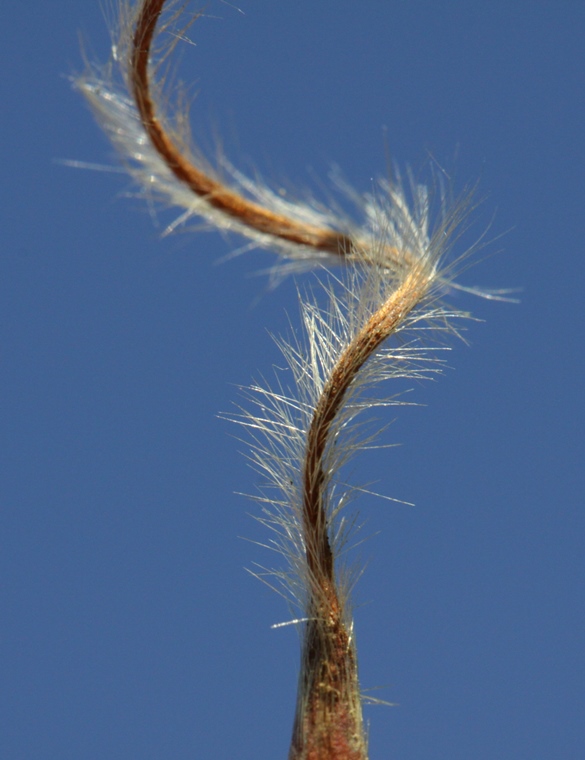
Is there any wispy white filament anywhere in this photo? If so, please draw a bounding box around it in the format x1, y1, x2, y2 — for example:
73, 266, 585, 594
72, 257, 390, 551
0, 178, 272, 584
74, 3, 503, 758
74, 1, 361, 269
231, 182, 470, 616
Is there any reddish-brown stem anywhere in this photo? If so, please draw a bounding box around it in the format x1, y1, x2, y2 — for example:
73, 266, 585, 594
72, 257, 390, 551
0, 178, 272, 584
130, 0, 355, 254
302, 270, 428, 586
290, 268, 431, 760
127, 4, 435, 758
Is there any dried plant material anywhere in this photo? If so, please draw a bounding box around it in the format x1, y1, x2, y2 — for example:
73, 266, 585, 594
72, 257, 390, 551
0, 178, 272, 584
74, 2, 500, 757
236, 189, 472, 760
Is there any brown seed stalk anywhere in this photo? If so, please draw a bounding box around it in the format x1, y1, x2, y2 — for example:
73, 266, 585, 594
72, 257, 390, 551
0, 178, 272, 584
120, 3, 446, 758
130, 0, 355, 255
290, 266, 434, 760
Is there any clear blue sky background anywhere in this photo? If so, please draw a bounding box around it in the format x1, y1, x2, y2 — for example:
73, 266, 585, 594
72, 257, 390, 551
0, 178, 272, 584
1, 1, 584, 758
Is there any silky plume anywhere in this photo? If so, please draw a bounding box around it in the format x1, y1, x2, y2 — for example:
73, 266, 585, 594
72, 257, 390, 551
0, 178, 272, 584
74, 2, 500, 758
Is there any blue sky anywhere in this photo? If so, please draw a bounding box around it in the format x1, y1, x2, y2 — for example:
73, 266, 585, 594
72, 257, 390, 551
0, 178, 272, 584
1, 1, 584, 758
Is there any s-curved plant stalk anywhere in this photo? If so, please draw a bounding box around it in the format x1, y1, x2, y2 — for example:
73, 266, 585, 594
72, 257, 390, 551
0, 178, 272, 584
75, 2, 500, 757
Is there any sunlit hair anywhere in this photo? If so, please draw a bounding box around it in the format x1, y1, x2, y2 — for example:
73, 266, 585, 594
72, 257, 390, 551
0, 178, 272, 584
74, 2, 502, 757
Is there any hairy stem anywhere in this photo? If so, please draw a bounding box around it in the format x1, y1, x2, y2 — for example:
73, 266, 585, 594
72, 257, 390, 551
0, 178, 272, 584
130, 0, 354, 254
290, 266, 433, 760
121, 3, 445, 758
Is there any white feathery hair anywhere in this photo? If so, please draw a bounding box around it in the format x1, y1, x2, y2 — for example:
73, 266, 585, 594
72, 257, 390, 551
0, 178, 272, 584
73, 0, 358, 269
73, 0, 507, 295
72, 0, 506, 617
72, 4, 508, 756
230, 175, 471, 614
